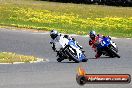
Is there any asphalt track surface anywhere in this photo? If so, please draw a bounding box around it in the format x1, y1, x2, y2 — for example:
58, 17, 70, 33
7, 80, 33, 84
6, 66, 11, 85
0, 28, 132, 88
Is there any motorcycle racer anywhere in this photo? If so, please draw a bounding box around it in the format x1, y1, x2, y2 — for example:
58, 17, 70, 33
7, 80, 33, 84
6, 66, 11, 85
50, 29, 82, 52
50, 30, 61, 51
50, 29, 87, 62
89, 30, 111, 58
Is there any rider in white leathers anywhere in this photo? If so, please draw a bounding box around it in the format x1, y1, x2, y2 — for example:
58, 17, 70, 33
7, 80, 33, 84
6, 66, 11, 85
50, 30, 82, 52
50, 30, 88, 62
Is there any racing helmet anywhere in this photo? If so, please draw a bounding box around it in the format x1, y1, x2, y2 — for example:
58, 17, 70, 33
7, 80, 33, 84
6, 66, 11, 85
89, 30, 96, 40
50, 30, 58, 39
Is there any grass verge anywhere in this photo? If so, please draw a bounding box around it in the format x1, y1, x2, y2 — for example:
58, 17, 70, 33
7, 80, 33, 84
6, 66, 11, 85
0, 52, 38, 63
0, 0, 132, 37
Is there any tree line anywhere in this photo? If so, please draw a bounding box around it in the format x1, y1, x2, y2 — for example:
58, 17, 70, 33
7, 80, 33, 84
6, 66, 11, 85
41, 0, 132, 6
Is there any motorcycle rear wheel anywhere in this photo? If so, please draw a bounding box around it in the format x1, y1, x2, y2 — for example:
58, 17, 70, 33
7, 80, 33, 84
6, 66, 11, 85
57, 58, 63, 62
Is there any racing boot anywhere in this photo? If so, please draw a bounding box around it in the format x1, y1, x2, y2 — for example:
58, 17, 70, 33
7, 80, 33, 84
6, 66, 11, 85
95, 53, 101, 59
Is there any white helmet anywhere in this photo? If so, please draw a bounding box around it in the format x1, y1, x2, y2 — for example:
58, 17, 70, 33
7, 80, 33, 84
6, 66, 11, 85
50, 30, 58, 39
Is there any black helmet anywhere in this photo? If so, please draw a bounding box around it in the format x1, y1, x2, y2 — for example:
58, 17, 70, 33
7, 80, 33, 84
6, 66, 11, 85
89, 30, 96, 40
50, 30, 58, 39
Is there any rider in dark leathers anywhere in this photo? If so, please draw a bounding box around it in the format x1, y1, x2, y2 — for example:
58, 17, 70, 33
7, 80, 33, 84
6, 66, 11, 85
88, 30, 111, 58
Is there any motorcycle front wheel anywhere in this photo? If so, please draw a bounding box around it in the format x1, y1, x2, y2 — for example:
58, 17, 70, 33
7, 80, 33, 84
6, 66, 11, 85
108, 45, 120, 58
66, 48, 80, 63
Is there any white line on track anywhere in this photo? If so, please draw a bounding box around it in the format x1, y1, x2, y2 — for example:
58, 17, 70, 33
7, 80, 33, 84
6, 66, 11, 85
1, 28, 131, 39
32, 32, 132, 40
32, 32, 49, 35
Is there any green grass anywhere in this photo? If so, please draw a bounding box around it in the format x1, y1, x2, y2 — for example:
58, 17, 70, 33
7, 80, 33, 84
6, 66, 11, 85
0, 52, 38, 63
0, 0, 132, 37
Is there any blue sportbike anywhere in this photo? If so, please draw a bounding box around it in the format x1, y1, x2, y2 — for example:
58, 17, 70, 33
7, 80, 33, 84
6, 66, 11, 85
97, 37, 120, 58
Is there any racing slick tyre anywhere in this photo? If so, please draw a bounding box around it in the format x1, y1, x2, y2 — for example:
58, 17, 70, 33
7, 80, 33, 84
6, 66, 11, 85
108, 45, 120, 58
57, 58, 63, 62
82, 58, 88, 62
81, 53, 88, 62
66, 49, 80, 63
110, 48, 120, 58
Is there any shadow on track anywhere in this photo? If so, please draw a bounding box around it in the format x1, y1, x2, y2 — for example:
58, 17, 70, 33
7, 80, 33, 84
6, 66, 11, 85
88, 56, 112, 59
